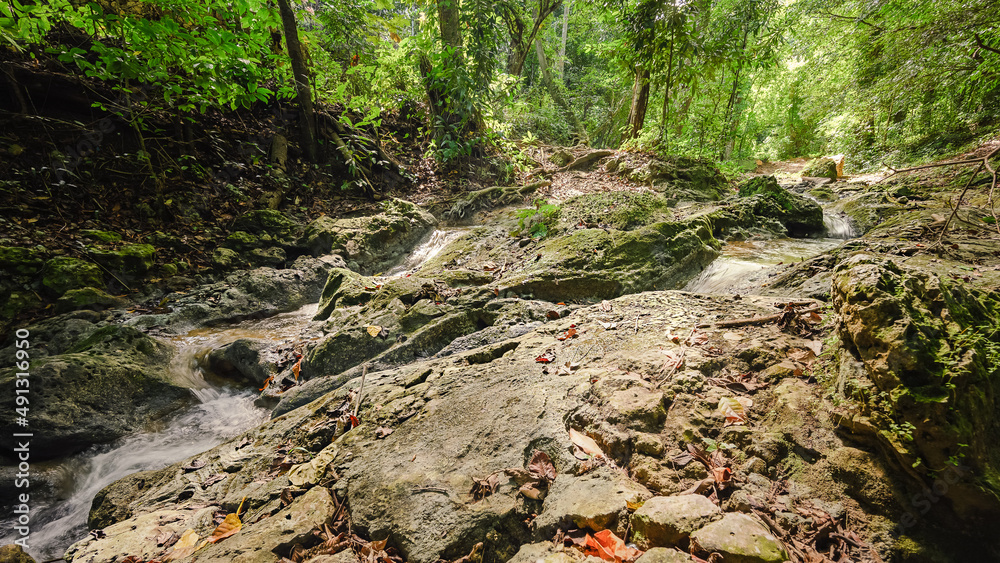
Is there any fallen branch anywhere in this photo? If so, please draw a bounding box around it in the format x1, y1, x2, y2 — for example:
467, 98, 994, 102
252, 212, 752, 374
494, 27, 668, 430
560, 150, 614, 172
352, 363, 369, 419
698, 306, 820, 329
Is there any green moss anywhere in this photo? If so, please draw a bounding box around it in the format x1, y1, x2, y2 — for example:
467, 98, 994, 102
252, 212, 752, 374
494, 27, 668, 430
0, 246, 46, 275
560, 192, 671, 230
224, 230, 260, 251
41, 256, 104, 296
80, 229, 122, 243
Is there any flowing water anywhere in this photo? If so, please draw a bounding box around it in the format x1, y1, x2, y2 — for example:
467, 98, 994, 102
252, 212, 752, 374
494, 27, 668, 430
685, 210, 855, 295
0, 305, 319, 560
2, 231, 463, 560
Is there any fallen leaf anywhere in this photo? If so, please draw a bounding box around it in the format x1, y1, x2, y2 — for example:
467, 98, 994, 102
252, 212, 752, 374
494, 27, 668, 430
207, 513, 241, 543
375, 426, 394, 439
470, 473, 500, 501
717, 396, 753, 426
787, 348, 817, 364
569, 428, 605, 460
547, 310, 561, 319
519, 483, 546, 500
598, 300, 613, 312
366, 325, 382, 337
181, 459, 206, 471
581, 529, 642, 562
165, 529, 201, 560
556, 327, 577, 340
659, 349, 684, 372
527, 450, 557, 482
291, 358, 302, 381
535, 349, 556, 363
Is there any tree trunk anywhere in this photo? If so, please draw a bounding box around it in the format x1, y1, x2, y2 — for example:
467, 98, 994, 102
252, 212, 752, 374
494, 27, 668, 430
557, 0, 570, 80
276, 0, 317, 163
625, 66, 650, 141
535, 36, 588, 144
503, 0, 561, 77
437, 0, 462, 49
659, 24, 675, 145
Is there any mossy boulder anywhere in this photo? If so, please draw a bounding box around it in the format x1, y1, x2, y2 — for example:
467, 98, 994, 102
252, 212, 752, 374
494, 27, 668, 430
801, 157, 838, 180
724, 175, 825, 237
224, 230, 260, 251
233, 209, 300, 247
55, 287, 127, 313
560, 192, 672, 231
90, 243, 156, 276
41, 256, 104, 296
630, 495, 722, 549
314, 268, 377, 320
300, 198, 437, 274
832, 252, 1000, 522
626, 156, 728, 201
80, 229, 122, 243
0, 325, 189, 460
212, 247, 244, 269
0, 246, 46, 275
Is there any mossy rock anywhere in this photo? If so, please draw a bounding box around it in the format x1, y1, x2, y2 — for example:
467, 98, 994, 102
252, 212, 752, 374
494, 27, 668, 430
80, 229, 122, 243
0, 325, 186, 460
55, 287, 127, 313
41, 256, 104, 296
89, 244, 156, 276
314, 268, 377, 320
560, 192, 672, 231
299, 198, 436, 274
0, 246, 46, 275
212, 247, 244, 270
801, 158, 838, 180
232, 209, 301, 248
1, 290, 42, 321
627, 156, 728, 201
729, 175, 825, 237
224, 230, 260, 251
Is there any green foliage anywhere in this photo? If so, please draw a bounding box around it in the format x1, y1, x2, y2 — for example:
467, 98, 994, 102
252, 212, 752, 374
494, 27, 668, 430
513, 199, 561, 239
2, 0, 284, 113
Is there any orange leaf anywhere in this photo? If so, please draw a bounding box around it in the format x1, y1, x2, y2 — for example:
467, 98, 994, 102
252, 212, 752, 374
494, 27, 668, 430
207, 513, 242, 543
292, 358, 302, 381
594, 529, 642, 561
569, 428, 605, 459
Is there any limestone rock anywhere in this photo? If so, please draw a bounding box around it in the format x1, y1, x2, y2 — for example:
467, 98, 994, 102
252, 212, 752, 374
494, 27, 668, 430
0, 544, 36, 563
54, 287, 126, 313
635, 547, 693, 563
208, 338, 280, 387
535, 467, 652, 538
801, 158, 838, 180
299, 198, 436, 274
630, 494, 722, 549
689, 513, 787, 563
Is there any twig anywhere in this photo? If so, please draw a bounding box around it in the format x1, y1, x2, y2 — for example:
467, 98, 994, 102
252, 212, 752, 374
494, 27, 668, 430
352, 363, 369, 419
938, 162, 986, 243
655, 326, 696, 388
697, 306, 819, 328
877, 156, 988, 182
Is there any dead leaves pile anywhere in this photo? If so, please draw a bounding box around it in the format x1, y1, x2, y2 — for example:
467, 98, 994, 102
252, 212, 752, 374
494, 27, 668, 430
283, 504, 405, 563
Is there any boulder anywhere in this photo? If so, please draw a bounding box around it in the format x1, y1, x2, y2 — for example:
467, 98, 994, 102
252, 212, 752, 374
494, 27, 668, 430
41, 256, 103, 296
0, 544, 36, 563
0, 326, 191, 460
534, 467, 652, 538
630, 495, 722, 549
801, 158, 838, 180
832, 252, 1000, 520
89, 243, 156, 276
0, 246, 46, 275
207, 338, 280, 387
626, 156, 728, 201
54, 287, 127, 313
300, 199, 437, 274
689, 512, 787, 563
722, 175, 825, 237
635, 548, 693, 563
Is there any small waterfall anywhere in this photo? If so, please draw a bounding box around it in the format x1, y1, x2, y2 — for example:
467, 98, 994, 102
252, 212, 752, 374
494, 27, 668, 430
823, 211, 857, 239
383, 229, 467, 278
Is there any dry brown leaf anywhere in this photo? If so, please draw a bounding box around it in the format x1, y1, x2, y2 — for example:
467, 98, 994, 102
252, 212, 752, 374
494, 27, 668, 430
207, 513, 241, 543
527, 450, 557, 482
717, 396, 753, 426
164, 529, 202, 561
569, 428, 605, 459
